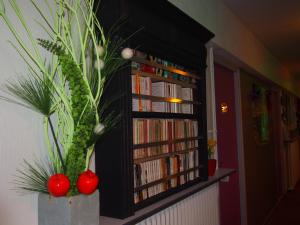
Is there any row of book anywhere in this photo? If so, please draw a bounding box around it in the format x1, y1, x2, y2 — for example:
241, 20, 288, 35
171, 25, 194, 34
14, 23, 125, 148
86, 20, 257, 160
133, 140, 199, 159
134, 151, 199, 203
152, 81, 193, 100
131, 75, 194, 113
132, 99, 193, 114
132, 51, 196, 83
131, 75, 193, 100
132, 119, 199, 145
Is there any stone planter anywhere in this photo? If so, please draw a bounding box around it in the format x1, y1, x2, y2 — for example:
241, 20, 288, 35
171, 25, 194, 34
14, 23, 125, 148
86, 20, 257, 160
38, 190, 99, 225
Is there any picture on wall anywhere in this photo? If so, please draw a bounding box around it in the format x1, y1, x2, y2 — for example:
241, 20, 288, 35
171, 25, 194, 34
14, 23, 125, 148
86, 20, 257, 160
251, 84, 270, 144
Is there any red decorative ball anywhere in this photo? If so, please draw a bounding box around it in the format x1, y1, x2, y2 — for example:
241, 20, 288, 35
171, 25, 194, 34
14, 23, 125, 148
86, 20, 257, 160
76, 170, 99, 195
47, 174, 70, 197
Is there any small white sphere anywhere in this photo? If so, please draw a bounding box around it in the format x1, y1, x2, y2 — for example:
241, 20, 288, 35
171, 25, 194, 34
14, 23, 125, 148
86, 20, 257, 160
121, 48, 134, 59
95, 45, 105, 57
94, 59, 105, 70
94, 123, 105, 135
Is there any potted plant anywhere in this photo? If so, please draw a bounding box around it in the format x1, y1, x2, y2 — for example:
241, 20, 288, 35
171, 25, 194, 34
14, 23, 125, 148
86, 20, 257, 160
207, 139, 217, 176
0, 0, 131, 224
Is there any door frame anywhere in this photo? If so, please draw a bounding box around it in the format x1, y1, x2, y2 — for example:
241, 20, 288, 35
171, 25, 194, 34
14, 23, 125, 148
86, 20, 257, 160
206, 45, 248, 225
233, 68, 247, 225
208, 42, 286, 225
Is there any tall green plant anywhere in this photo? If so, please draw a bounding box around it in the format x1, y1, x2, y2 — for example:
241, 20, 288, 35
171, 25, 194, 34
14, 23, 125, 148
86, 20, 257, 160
0, 0, 129, 195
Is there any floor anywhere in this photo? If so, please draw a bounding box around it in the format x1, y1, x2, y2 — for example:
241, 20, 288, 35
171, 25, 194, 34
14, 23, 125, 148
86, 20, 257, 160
266, 182, 300, 225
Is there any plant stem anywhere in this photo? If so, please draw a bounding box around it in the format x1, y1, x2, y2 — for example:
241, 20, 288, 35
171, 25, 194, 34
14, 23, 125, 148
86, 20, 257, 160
85, 145, 94, 170
48, 117, 66, 172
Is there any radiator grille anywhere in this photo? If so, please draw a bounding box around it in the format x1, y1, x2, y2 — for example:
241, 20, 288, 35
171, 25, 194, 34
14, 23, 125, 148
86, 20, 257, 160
136, 183, 220, 225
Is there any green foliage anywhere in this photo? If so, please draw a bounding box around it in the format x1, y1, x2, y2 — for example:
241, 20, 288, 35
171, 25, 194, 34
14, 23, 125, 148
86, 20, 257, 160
0, 0, 128, 196
1, 74, 54, 116
38, 39, 97, 195
37, 39, 65, 56
13, 159, 58, 194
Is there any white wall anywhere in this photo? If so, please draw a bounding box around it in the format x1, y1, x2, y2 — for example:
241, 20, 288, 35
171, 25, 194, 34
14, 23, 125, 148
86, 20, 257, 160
168, 0, 300, 96
1, 1, 298, 225
0, 1, 50, 225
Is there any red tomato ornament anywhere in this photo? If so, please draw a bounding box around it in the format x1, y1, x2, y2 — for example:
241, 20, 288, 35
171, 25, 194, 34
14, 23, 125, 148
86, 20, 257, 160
76, 170, 99, 194
47, 174, 70, 197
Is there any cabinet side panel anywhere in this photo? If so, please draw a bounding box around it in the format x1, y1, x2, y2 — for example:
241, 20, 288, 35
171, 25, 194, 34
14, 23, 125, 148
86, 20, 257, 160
95, 67, 134, 219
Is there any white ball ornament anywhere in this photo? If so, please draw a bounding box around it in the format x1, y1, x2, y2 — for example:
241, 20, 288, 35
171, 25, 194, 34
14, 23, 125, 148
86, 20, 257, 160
95, 45, 105, 57
94, 123, 105, 135
94, 59, 105, 70
121, 48, 134, 59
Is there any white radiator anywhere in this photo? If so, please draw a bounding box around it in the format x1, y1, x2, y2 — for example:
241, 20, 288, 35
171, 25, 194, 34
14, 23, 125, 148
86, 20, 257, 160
136, 183, 220, 225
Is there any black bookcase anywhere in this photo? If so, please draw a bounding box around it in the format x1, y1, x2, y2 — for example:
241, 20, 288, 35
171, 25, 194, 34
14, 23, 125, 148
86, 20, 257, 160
95, 0, 214, 219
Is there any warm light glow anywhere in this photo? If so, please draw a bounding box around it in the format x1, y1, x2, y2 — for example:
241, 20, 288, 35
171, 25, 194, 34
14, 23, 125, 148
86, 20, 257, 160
169, 98, 183, 103
221, 102, 229, 113
172, 68, 189, 76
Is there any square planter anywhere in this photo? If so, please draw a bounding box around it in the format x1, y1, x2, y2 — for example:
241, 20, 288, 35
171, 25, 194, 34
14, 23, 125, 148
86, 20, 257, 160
38, 190, 99, 225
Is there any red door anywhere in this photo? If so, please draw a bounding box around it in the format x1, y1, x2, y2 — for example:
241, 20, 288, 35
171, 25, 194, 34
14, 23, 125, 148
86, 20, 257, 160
214, 64, 241, 225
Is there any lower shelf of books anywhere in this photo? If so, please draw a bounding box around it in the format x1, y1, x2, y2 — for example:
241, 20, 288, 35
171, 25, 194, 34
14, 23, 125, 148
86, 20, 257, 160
133, 154, 201, 204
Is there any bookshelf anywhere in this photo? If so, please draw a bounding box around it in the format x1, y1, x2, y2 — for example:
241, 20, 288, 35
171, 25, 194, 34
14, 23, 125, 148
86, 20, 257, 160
131, 52, 202, 206
95, 0, 214, 219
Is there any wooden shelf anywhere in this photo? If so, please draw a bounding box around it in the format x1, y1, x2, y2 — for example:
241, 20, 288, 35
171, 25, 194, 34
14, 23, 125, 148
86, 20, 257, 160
97, 0, 213, 219
134, 147, 199, 163
133, 136, 202, 149
132, 111, 197, 119
132, 93, 200, 105
131, 69, 197, 88
132, 57, 200, 80
134, 166, 202, 192
100, 169, 235, 225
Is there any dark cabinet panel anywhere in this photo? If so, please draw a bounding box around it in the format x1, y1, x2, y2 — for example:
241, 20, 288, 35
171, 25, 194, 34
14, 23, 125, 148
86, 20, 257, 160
95, 0, 213, 219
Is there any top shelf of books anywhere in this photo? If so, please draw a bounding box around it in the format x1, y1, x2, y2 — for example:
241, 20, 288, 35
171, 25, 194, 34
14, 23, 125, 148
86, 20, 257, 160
131, 51, 199, 114
131, 50, 200, 84
131, 69, 196, 89
132, 57, 200, 81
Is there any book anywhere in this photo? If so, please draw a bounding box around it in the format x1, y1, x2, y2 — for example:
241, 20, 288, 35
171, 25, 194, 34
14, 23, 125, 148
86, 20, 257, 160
132, 75, 152, 112
182, 87, 193, 114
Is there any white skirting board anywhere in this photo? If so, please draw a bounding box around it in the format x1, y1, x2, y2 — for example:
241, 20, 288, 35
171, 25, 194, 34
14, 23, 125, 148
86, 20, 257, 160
136, 183, 220, 225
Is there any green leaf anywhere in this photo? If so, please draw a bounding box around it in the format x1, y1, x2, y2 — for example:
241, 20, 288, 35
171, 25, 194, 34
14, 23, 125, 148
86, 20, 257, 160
12, 158, 57, 194
2, 74, 55, 116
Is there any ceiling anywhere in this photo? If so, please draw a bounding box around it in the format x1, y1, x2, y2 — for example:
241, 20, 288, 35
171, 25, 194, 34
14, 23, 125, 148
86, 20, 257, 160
221, 0, 300, 76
